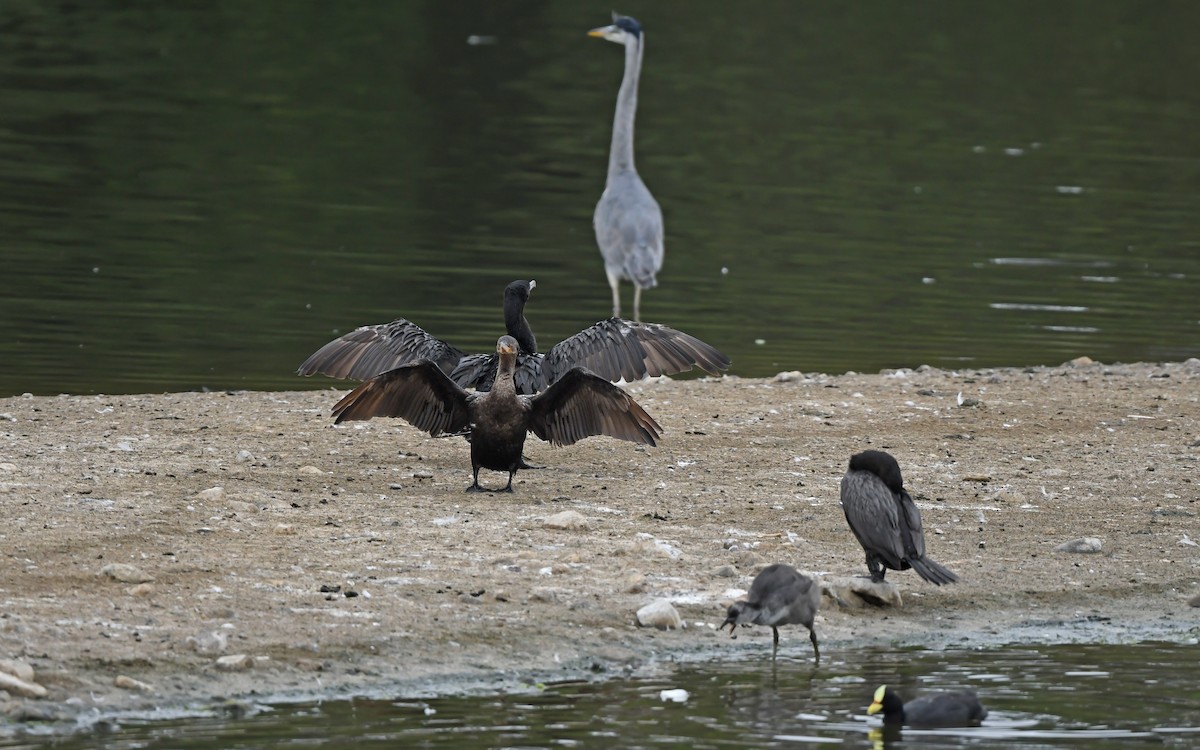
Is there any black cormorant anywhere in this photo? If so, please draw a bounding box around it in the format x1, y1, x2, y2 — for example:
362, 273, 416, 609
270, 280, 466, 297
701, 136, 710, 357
329, 335, 662, 493
721, 563, 820, 661
868, 685, 987, 728
839, 450, 958, 585
298, 280, 728, 394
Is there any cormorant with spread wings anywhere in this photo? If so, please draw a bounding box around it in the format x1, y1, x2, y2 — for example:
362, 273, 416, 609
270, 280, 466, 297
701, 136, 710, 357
330, 335, 662, 493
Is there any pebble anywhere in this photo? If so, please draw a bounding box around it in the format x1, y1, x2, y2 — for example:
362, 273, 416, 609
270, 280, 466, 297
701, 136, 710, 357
712, 564, 738, 578
0, 659, 35, 683
187, 630, 230, 655
659, 688, 690, 703
273, 523, 296, 535
100, 563, 155, 584
635, 599, 683, 630
0, 670, 46, 698
543, 511, 590, 531
235, 450, 254, 463
114, 675, 154, 692
195, 486, 225, 501
298, 466, 324, 475
622, 573, 647, 594
127, 583, 155, 597
1188, 594, 1200, 608
821, 576, 903, 608
1054, 537, 1103, 554
215, 654, 257, 671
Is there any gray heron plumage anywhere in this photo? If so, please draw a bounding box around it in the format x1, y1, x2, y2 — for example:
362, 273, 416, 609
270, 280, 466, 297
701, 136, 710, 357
589, 12, 663, 323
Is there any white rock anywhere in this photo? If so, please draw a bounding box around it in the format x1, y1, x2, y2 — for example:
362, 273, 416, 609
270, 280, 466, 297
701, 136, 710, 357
187, 630, 229, 655
235, 450, 254, 463
0, 670, 46, 698
215, 654, 256, 671
543, 511, 590, 531
100, 563, 155, 584
636, 599, 683, 630
0, 659, 34, 682
1054, 537, 1102, 554
195, 486, 225, 501
298, 465, 324, 475
114, 675, 154, 692
821, 576, 903, 608
659, 688, 690, 703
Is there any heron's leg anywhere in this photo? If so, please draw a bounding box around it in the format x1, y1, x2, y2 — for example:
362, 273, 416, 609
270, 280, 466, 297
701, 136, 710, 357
632, 285, 642, 323
606, 271, 622, 318
809, 627, 820, 663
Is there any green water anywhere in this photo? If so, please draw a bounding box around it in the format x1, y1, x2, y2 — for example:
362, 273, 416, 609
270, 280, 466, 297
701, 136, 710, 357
6, 640, 1199, 748
1, 1, 1198, 396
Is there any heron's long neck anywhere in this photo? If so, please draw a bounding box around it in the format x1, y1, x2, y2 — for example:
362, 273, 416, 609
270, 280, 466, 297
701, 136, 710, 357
504, 302, 538, 355
607, 36, 643, 181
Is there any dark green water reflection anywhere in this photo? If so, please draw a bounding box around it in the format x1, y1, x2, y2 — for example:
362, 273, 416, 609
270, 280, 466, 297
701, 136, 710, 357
8, 640, 1200, 748
1, 1, 1198, 396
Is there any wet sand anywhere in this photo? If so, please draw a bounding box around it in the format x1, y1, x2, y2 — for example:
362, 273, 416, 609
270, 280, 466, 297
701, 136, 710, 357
2, 358, 1199, 732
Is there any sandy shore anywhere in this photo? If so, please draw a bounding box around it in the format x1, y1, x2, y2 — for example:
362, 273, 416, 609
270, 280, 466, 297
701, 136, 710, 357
2, 358, 1199, 733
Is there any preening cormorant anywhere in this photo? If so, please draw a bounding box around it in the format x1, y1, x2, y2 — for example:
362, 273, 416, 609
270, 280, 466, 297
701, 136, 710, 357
589, 13, 663, 322
868, 685, 987, 728
721, 563, 820, 661
329, 335, 662, 493
839, 450, 958, 585
298, 280, 728, 394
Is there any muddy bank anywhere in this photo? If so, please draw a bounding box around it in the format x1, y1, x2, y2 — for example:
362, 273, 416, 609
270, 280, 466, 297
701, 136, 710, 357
2, 358, 1199, 733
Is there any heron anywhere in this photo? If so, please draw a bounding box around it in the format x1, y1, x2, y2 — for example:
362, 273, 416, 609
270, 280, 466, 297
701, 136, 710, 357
589, 12, 663, 323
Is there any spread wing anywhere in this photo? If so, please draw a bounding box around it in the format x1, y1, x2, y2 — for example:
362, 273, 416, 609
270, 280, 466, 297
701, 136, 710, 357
450, 353, 547, 394
298, 319, 467, 380
526, 368, 662, 447
840, 470, 906, 569
542, 318, 730, 386
330, 361, 474, 437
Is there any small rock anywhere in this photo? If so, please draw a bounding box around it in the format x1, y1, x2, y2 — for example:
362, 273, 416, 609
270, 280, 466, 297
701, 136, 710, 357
963, 474, 992, 483
989, 490, 1025, 504
1067, 356, 1095, 367
0, 659, 35, 683
127, 583, 155, 597
298, 466, 324, 475
195, 486, 225, 501
712, 564, 738, 578
114, 675, 154, 692
659, 688, 690, 703
412, 470, 433, 479
543, 510, 590, 531
529, 587, 564, 603
1054, 537, 1103, 554
186, 630, 229, 655
635, 599, 682, 630
622, 572, 647, 594
774, 371, 802, 382
821, 576, 903, 608
100, 563, 155, 584
1188, 594, 1200, 608
215, 654, 256, 671
272, 523, 296, 535
235, 450, 254, 463
0, 671, 46, 698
